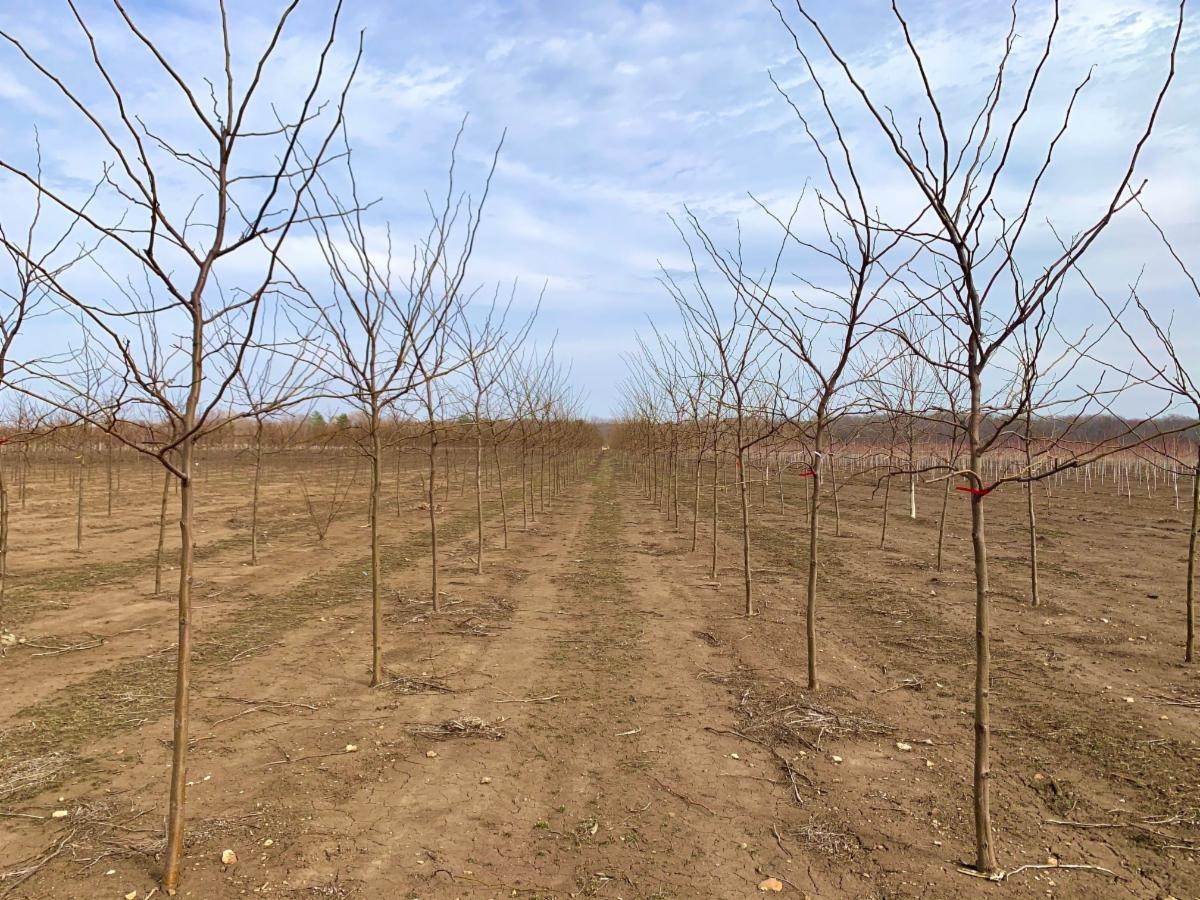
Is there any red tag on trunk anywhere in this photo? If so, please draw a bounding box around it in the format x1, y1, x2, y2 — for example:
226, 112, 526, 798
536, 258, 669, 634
955, 485, 994, 496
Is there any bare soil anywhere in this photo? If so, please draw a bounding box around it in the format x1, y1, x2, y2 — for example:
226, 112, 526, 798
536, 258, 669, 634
1, 456, 1197, 899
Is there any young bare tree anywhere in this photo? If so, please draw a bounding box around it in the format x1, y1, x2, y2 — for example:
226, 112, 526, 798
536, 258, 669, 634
290, 122, 500, 684
776, 0, 1185, 874
226, 334, 318, 567
412, 318, 458, 615
0, 143, 95, 618
661, 213, 784, 616
744, 170, 908, 688
1091, 203, 1200, 663
453, 285, 538, 574
0, 3, 359, 888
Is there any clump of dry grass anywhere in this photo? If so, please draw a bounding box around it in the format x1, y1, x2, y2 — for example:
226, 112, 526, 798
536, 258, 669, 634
784, 819, 861, 856
773, 703, 892, 749
289, 883, 361, 898
402, 716, 505, 741
0, 751, 65, 803
375, 673, 453, 694
68, 799, 264, 870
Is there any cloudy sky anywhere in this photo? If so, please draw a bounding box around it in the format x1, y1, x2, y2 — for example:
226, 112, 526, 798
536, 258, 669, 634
1, 0, 1196, 416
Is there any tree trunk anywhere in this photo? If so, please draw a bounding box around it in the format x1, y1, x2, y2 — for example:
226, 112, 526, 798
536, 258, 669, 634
369, 422, 384, 686
250, 422, 264, 566
429, 424, 440, 613
672, 447, 679, 530
936, 464, 952, 572
1025, 417, 1041, 608
154, 469, 171, 595
969, 385, 997, 874
738, 448, 752, 617
539, 444, 546, 513
161, 440, 194, 892
691, 452, 702, 553
75, 454, 85, 551
806, 435, 823, 690
0, 463, 9, 638
710, 453, 720, 579
1186, 455, 1198, 664
520, 442, 529, 529
493, 444, 509, 550
106, 439, 114, 517
829, 453, 842, 537
475, 427, 484, 574
879, 468, 891, 550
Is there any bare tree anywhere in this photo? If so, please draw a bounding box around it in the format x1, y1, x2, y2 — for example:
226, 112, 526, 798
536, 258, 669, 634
1091, 202, 1200, 663
453, 285, 538, 574
661, 213, 785, 616
0, 3, 359, 888
290, 121, 500, 684
776, 0, 1185, 874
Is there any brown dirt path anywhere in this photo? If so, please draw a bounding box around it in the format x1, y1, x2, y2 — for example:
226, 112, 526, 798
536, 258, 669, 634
252, 453, 813, 898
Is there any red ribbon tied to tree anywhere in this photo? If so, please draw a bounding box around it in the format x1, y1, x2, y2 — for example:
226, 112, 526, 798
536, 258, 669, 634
956, 484, 995, 497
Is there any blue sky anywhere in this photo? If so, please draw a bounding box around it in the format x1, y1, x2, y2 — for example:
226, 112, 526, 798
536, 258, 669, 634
1, 0, 1196, 417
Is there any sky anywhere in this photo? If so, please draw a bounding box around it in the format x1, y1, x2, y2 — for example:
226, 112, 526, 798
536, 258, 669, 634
0, 0, 1196, 418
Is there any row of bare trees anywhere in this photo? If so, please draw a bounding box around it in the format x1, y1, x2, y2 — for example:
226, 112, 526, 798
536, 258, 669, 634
0, 3, 599, 891
616, 0, 1192, 877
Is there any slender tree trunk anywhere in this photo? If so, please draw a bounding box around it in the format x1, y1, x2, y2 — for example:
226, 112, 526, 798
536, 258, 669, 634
493, 444, 509, 550
155, 469, 171, 595
539, 444, 546, 513
969, 376, 997, 874
395, 448, 405, 517
369, 421, 384, 686
1185, 454, 1198, 664
829, 453, 842, 537
19, 447, 28, 511
161, 437, 195, 892
0, 463, 9, 638
250, 421, 264, 566
710, 453, 720, 579
672, 446, 679, 531
106, 439, 114, 517
691, 452, 702, 553
738, 447, 752, 616
75, 454, 85, 551
806, 430, 824, 689
520, 442, 529, 529
429, 422, 440, 613
936, 462, 952, 572
475, 426, 484, 574
879, 468, 891, 549
1025, 414, 1040, 607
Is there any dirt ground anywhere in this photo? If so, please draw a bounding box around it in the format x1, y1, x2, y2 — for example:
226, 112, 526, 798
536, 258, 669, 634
1, 453, 1198, 899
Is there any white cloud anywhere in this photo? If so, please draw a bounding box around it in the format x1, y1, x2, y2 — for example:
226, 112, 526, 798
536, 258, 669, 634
0, 0, 1195, 415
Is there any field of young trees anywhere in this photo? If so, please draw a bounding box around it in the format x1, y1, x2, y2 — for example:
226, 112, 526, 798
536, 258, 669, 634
1, 1, 1197, 898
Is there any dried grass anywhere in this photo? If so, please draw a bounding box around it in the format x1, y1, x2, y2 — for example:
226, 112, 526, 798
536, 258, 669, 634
0, 752, 66, 803
402, 716, 505, 741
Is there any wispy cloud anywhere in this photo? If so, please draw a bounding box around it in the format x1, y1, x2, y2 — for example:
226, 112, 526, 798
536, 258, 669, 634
0, 0, 1195, 414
